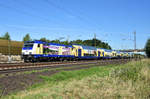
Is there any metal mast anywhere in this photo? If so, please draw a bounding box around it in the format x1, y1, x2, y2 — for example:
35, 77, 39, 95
94, 33, 96, 47
134, 31, 136, 51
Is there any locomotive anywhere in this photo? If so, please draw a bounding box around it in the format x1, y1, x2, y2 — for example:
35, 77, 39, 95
21, 41, 131, 62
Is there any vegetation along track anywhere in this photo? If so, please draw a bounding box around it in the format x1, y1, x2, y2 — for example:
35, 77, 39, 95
0, 59, 132, 74
0, 59, 135, 96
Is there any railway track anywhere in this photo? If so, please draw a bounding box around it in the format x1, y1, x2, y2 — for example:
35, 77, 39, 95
0, 59, 132, 74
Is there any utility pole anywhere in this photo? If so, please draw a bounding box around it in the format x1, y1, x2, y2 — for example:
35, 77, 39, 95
134, 31, 136, 51
67, 35, 70, 44
8, 39, 11, 63
94, 33, 96, 47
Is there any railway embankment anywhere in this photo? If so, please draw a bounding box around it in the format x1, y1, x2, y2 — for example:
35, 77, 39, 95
1, 59, 150, 99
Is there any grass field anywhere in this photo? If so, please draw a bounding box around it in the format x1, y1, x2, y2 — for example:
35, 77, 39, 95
3, 59, 150, 99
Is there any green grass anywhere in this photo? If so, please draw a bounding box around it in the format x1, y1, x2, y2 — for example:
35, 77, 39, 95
3, 59, 150, 99
40, 65, 112, 83
30, 64, 114, 90
24, 69, 50, 74
24, 64, 104, 75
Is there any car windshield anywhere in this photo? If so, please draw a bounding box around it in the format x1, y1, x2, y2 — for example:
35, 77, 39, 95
24, 43, 33, 48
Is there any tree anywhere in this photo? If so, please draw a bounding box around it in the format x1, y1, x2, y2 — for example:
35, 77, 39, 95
145, 38, 150, 58
23, 34, 32, 42
61, 41, 69, 45
3, 32, 11, 40
70, 39, 83, 45
82, 39, 111, 49
0, 37, 3, 39
0, 32, 11, 40
29, 35, 112, 49
40, 37, 50, 42
50, 40, 60, 44
40, 37, 47, 42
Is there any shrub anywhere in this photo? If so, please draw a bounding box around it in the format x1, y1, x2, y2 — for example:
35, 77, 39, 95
145, 38, 150, 58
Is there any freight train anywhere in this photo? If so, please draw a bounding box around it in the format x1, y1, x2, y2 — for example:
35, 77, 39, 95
21, 41, 132, 62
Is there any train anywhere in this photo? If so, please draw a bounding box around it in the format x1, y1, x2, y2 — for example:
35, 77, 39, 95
21, 40, 132, 62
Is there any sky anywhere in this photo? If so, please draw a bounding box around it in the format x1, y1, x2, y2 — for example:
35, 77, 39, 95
0, 0, 150, 50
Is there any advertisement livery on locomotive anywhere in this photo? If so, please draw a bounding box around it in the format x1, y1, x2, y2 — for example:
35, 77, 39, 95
22, 41, 131, 62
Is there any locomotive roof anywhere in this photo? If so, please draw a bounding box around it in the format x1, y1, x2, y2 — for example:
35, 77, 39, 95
98, 48, 112, 52
24, 41, 44, 44
48, 43, 73, 47
73, 44, 97, 50
25, 41, 73, 47
82, 45, 97, 50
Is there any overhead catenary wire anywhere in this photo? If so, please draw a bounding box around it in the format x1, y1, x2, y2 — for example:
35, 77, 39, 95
12, 0, 52, 21
0, 0, 102, 31
6, 0, 102, 30
0, 0, 102, 32
0, 2, 52, 23
0, 0, 105, 42
14, 0, 105, 41
43, 0, 87, 22
43, 0, 102, 30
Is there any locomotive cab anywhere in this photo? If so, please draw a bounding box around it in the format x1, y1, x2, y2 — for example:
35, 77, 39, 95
22, 42, 34, 55
22, 41, 43, 62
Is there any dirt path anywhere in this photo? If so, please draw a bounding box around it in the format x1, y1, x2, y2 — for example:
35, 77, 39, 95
0, 70, 58, 96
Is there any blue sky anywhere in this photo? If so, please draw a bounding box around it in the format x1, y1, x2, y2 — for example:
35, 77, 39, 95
0, 0, 150, 50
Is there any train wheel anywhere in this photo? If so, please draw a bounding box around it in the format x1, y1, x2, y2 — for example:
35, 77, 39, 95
60, 58, 64, 62
24, 59, 28, 63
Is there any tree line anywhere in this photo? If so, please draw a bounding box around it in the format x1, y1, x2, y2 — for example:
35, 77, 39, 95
0, 32, 111, 49
0, 32, 11, 40
24, 34, 112, 49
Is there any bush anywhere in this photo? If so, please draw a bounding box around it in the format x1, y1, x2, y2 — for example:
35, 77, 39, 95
145, 39, 150, 58
110, 67, 141, 81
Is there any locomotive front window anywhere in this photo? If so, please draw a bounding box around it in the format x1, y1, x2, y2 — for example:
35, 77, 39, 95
24, 43, 33, 48
38, 44, 40, 47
